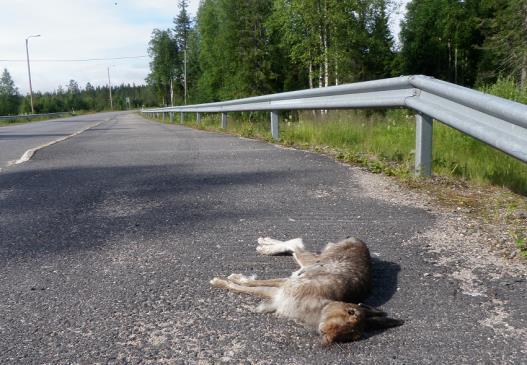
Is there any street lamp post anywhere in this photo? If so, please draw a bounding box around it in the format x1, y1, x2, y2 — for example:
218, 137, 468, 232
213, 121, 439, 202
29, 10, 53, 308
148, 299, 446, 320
25, 34, 41, 114
107, 66, 113, 111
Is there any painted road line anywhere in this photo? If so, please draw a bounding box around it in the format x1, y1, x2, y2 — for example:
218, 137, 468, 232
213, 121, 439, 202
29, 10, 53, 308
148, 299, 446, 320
8, 120, 106, 166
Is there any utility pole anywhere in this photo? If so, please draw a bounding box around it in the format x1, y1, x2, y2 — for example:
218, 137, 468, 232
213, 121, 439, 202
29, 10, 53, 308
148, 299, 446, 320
107, 67, 113, 111
25, 34, 41, 114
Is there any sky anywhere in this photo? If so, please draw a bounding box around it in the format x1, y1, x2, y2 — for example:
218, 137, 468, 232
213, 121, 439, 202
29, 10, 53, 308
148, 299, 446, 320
0, 0, 408, 95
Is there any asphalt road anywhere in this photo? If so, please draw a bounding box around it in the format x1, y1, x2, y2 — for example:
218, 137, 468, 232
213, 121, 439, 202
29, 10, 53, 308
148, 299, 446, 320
0, 112, 119, 169
0, 112, 525, 364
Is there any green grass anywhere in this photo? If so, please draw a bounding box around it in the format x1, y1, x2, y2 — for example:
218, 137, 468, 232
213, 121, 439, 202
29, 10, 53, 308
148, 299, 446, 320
279, 110, 527, 196
172, 108, 527, 196
515, 235, 527, 257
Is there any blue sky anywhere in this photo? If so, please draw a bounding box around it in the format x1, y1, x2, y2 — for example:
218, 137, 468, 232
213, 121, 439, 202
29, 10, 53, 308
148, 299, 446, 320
1, 0, 407, 94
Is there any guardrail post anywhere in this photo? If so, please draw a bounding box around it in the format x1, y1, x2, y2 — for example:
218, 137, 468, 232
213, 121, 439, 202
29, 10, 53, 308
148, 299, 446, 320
196, 112, 201, 124
270, 111, 280, 140
180, 112, 184, 125
221, 113, 227, 129
415, 113, 433, 176
162, 112, 166, 121
170, 112, 174, 123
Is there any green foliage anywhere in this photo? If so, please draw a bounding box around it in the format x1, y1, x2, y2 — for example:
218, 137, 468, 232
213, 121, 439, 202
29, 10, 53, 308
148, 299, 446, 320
399, 0, 483, 86
197, 0, 276, 101
478, 0, 527, 87
16, 83, 157, 115
174, 0, 192, 51
268, 0, 394, 87
147, 28, 180, 106
479, 77, 527, 104
175, 108, 526, 195
0, 69, 21, 115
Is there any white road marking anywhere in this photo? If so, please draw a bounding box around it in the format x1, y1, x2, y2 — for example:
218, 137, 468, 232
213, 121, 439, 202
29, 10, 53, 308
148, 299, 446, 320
8, 120, 105, 166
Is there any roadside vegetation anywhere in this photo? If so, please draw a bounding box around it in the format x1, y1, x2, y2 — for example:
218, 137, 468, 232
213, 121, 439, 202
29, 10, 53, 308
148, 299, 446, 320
146, 76, 527, 257
0, 68, 159, 118
176, 106, 527, 196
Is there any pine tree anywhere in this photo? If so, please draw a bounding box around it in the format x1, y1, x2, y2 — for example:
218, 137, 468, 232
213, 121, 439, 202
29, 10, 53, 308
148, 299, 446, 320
174, 0, 192, 103
197, 0, 275, 100
399, 0, 483, 86
480, 0, 527, 89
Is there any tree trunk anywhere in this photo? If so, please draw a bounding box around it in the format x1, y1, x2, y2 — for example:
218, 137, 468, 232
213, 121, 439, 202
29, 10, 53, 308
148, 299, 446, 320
454, 47, 458, 84
309, 62, 314, 89
319, 63, 323, 88
521, 53, 526, 90
335, 56, 339, 86
323, 0, 329, 88
324, 34, 329, 87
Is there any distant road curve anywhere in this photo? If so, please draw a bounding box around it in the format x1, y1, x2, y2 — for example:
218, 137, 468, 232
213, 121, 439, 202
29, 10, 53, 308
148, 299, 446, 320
0, 112, 125, 171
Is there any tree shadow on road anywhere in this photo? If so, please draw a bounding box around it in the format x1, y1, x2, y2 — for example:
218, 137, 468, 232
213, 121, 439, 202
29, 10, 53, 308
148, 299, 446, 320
0, 164, 299, 261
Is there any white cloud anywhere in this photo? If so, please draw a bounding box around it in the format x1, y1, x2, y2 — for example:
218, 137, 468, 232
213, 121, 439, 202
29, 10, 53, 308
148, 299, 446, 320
0, 0, 201, 94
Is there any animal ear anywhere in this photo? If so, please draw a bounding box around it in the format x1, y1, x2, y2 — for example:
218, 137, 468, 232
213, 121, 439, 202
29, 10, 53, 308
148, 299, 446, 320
358, 303, 387, 317
366, 316, 405, 330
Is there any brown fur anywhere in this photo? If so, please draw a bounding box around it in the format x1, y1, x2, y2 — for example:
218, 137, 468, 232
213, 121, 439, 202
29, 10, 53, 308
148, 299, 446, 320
210, 237, 403, 345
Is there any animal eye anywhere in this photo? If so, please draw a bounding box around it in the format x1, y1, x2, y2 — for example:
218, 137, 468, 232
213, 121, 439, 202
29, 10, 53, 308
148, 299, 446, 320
347, 309, 355, 315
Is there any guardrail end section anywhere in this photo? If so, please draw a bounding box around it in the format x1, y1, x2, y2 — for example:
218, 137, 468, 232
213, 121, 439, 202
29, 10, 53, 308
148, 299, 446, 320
415, 113, 433, 176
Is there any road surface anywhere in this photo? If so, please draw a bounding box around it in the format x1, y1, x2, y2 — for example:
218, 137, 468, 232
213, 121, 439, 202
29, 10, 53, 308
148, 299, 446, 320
0, 112, 525, 364
0, 112, 118, 169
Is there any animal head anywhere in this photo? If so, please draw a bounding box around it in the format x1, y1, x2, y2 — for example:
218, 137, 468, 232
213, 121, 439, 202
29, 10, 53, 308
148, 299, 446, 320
318, 302, 404, 346
319, 302, 366, 345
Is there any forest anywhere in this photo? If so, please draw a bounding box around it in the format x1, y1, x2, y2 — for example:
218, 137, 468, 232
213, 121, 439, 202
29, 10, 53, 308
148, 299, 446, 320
1, 0, 526, 116
147, 0, 527, 106
0, 69, 158, 115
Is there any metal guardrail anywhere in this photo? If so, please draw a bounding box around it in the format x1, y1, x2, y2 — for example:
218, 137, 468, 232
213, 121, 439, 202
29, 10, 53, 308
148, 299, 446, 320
141, 75, 527, 176
0, 112, 74, 122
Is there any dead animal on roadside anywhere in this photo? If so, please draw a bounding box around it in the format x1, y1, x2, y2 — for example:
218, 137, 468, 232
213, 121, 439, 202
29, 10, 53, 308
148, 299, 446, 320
211, 236, 404, 345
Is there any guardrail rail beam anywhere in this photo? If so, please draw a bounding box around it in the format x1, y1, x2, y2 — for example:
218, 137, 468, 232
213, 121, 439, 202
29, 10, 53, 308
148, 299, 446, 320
140, 75, 527, 176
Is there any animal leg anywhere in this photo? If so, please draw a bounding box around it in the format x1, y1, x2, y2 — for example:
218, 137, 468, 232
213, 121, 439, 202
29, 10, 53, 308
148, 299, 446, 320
256, 237, 287, 245
292, 248, 319, 267
227, 273, 287, 287
256, 237, 304, 255
210, 277, 278, 298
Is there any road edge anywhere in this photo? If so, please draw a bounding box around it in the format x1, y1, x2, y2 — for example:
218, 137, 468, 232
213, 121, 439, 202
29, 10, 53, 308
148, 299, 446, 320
8, 120, 106, 166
